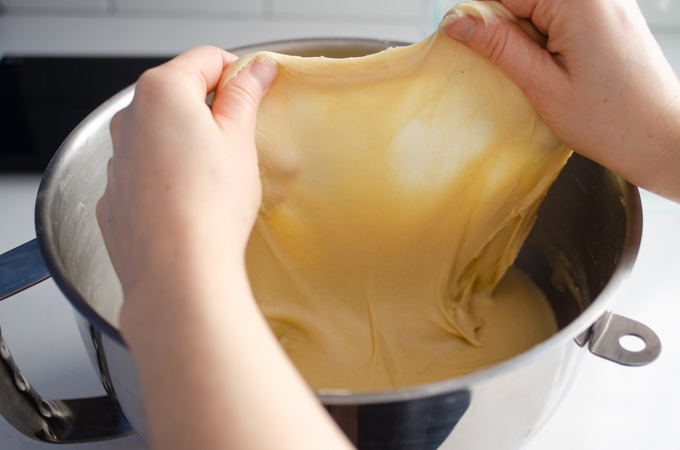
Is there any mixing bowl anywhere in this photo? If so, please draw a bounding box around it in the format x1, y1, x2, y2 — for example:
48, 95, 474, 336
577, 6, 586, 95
0, 38, 661, 449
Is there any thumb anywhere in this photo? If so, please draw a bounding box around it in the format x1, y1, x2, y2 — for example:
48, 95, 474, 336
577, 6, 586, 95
212, 57, 278, 133
439, 2, 558, 99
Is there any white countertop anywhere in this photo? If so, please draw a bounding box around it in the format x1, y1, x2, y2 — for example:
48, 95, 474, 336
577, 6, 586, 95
1, 10, 680, 450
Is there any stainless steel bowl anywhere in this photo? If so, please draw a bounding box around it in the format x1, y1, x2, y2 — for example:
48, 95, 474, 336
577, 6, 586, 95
0, 38, 661, 449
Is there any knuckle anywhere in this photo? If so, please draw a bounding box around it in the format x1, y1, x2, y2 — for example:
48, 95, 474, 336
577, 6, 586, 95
220, 78, 261, 122
230, 79, 260, 108
134, 66, 181, 101
135, 67, 165, 93
106, 157, 114, 177
479, 25, 511, 66
134, 63, 201, 106
108, 113, 126, 156
109, 110, 124, 141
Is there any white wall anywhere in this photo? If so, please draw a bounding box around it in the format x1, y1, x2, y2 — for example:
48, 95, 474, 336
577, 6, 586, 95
1, 1, 679, 61
0, 0, 420, 21
0, 0, 429, 56
1, 0, 679, 31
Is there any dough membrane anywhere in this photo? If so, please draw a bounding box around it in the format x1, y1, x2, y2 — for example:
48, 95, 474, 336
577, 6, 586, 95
219, 2, 572, 391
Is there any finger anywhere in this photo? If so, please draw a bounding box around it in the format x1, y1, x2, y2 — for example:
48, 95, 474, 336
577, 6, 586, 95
96, 158, 114, 227
96, 193, 104, 226
109, 109, 124, 151
211, 57, 279, 133
497, 0, 540, 20
96, 189, 110, 252
142, 46, 238, 102
439, 2, 563, 102
96, 193, 122, 281
479, 0, 551, 36
96, 195, 108, 234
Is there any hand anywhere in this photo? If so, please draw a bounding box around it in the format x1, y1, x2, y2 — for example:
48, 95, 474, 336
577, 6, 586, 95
439, 0, 680, 202
97, 46, 277, 301
95, 47, 352, 450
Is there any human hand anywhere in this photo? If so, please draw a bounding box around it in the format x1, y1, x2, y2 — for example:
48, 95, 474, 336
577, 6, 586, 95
95, 49, 353, 450
439, 0, 680, 201
96, 46, 278, 303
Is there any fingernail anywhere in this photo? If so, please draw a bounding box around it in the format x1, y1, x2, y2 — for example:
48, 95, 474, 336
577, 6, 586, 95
440, 15, 477, 42
248, 57, 278, 90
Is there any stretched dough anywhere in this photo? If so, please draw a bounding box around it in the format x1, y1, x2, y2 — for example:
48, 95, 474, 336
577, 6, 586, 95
219, 2, 571, 391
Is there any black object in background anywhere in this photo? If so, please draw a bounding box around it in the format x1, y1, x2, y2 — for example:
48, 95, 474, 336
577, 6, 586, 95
0, 56, 171, 173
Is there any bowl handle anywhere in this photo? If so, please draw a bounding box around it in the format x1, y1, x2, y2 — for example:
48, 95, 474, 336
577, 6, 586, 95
587, 311, 662, 366
0, 240, 134, 443
0, 239, 50, 301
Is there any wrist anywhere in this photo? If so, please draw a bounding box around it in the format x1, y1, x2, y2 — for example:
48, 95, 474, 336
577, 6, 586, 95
118, 251, 252, 346
620, 89, 680, 201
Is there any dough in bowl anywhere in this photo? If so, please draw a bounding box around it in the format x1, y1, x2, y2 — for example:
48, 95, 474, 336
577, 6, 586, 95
218, 2, 572, 391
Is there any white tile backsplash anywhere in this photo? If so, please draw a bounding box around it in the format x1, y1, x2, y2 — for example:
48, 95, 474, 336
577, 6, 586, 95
0, 0, 680, 32
0, 0, 423, 22
0, 14, 420, 56
112, 0, 262, 15
270, 0, 421, 20
0, 0, 107, 10
2, 0, 677, 31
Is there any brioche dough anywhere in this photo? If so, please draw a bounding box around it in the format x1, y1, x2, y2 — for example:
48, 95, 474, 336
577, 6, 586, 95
219, 3, 572, 391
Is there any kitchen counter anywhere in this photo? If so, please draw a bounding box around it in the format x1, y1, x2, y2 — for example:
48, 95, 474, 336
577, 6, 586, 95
1, 11, 680, 450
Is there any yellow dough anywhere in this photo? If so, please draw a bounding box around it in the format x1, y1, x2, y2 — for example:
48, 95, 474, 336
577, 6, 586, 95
219, 2, 572, 391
